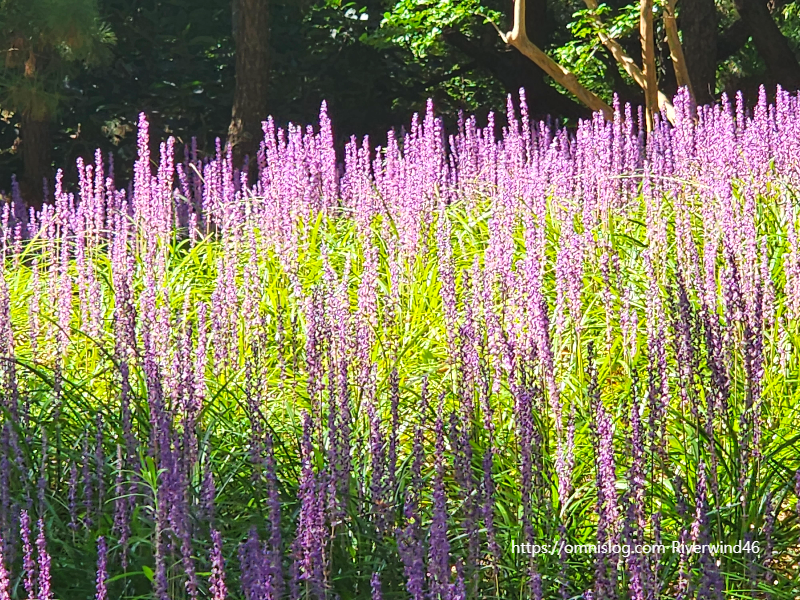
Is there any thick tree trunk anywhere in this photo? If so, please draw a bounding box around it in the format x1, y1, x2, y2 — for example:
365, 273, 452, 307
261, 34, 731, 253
228, 0, 270, 169
717, 19, 749, 62
20, 114, 51, 209
680, 0, 718, 104
640, 0, 658, 129
525, 0, 548, 48
716, 0, 790, 62
734, 0, 800, 90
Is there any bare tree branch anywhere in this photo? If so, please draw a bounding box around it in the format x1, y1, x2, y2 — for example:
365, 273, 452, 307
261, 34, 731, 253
640, 0, 659, 129
503, 0, 614, 119
663, 0, 693, 96
441, 26, 590, 120
582, 0, 675, 122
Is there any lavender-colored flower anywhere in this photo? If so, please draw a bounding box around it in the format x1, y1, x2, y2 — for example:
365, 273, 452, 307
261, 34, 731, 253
36, 430, 47, 518
451, 560, 467, 600
449, 409, 478, 578
239, 528, 270, 600
95, 536, 108, 600
624, 380, 649, 600
264, 431, 284, 599
67, 460, 79, 532
20, 509, 35, 600
436, 202, 459, 358
370, 572, 383, 600
398, 382, 428, 600
209, 529, 227, 600
95, 415, 105, 513
36, 518, 52, 600
691, 463, 723, 599
82, 434, 94, 529
112, 446, 130, 569
291, 412, 326, 598
179, 509, 199, 600
386, 368, 400, 498
153, 503, 170, 600
427, 396, 451, 600
529, 566, 543, 600
366, 380, 387, 532
515, 380, 540, 600
589, 344, 618, 600
0, 537, 10, 600
0, 433, 10, 551
795, 469, 800, 518
644, 252, 669, 462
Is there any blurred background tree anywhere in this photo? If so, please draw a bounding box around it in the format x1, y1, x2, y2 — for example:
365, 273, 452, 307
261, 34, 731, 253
0, 0, 114, 205
2, 0, 800, 202
228, 0, 270, 169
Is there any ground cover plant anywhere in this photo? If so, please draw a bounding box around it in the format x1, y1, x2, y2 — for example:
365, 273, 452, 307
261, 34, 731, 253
0, 87, 800, 599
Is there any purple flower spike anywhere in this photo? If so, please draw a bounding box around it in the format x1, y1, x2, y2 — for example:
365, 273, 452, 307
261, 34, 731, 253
95, 536, 108, 600
82, 435, 94, 529
291, 412, 326, 598
0, 537, 10, 600
427, 395, 451, 600
264, 432, 284, 599
36, 519, 52, 600
370, 572, 383, 600
67, 461, 78, 532
112, 446, 130, 569
20, 510, 36, 600
209, 529, 227, 600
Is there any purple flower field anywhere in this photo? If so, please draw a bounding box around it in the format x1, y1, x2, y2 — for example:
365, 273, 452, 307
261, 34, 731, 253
0, 87, 799, 599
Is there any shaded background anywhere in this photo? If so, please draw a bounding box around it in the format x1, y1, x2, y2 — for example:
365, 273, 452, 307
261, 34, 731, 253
2, 0, 800, 196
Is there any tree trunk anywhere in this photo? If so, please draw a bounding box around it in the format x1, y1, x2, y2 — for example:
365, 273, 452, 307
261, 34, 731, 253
716, 0, 791, 62
717, 19, 749, 62
733, 0, 800, 90
680, 0, 718, 104
525, 0, 548, 48
521, 0, 598, 119
228, 0, 271, 170
443, 0, 593, 121
489, 0, 610, 119
583, 0, 674, 121
640, 0, 658, 130
20, 114, 52, 209
663, 0, 693, 95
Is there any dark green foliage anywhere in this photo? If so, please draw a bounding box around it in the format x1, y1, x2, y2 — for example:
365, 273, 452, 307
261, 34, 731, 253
0, 0, 114, 120
4, 0, 800, 193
